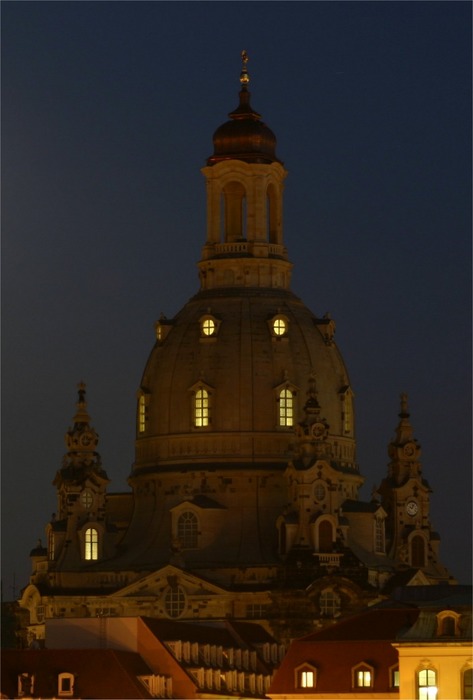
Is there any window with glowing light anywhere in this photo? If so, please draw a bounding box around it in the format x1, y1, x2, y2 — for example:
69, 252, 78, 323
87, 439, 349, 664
417, 668, 437, 700
279, 388, 293, 426
84, 528, 98, 561
353, 663, 374, 689
195, 389, 210, 427
295, 665, 317, 690
201, 318, 216, 336
273, 317, 287, 336
138, 394, 149, 433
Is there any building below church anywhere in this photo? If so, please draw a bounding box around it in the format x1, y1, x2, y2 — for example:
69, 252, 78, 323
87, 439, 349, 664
18, 53, 455, 648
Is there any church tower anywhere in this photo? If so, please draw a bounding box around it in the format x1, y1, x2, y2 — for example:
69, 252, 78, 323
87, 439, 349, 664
19, 54, 454, 645
377, 394, 451, 582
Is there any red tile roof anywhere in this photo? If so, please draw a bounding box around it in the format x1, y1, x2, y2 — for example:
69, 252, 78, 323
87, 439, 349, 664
269, 606, 420, 696
1, 649, 154, 699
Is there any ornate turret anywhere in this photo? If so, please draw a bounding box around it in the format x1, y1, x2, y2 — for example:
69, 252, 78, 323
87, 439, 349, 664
387, 393, 422, 485
62, 382, 104, 472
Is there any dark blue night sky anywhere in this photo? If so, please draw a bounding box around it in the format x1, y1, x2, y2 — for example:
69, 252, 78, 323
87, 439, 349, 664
2, 1, 471, 594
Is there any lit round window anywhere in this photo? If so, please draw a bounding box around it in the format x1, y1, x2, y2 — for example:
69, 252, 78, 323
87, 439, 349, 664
164, 585, 186, 618
81, 490, 93, 509
314, 484, 326, 503
273, 317, 287, 336
202, 318, 216, 336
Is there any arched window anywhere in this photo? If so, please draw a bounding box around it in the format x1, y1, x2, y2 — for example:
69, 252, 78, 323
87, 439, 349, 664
164, 585, 186, 619
84, 528, 98, 561
267, 184, 279, 244
279, 388, 293, 427
195, 389, 210, 427
178, 511, 198, 549
318, 520, 333, 552
411, 534, 426, 568
417, 668, 437, 700
440, 615, 456, 636
223, 181, 246, 242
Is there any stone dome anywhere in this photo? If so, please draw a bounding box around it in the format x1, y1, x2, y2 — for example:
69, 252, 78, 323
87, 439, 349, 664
133, 286, 356, 476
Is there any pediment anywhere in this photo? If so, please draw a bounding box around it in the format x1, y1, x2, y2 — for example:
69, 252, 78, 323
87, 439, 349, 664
406, 569, 431, 586
113, 564, 228, 598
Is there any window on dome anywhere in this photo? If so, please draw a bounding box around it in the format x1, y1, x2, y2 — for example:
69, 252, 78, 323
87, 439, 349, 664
279, 388, 293, 426
273, 317, 287, 336
178, 511, 198, 549
202, 318, 216, 336
195, 389, 210, 427
138, 395, 147, 433
417, 668, 437, 700
84, 528, 98, 561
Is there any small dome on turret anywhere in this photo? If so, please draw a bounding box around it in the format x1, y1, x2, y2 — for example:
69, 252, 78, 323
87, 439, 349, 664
207, 51, 281, 166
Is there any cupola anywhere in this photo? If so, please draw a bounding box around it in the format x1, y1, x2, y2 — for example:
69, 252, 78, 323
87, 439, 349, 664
208, 51, 281, 166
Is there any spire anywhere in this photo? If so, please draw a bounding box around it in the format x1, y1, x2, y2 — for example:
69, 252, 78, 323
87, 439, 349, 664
394, 392, 415, 445
62, 382, 103, 470
228, 49, 261, 122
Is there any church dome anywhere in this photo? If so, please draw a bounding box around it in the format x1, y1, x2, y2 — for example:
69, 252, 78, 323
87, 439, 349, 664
132, 53, 356, 478
134, 288, 355, 475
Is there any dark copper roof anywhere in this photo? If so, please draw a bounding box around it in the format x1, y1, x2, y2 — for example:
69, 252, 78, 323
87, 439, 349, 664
207, 86, 281, 166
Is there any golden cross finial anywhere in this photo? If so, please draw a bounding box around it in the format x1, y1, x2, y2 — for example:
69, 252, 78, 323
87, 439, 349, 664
240, 50, 250, 85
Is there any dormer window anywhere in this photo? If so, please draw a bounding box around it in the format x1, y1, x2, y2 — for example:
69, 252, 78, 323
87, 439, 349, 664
58, 672, 74, 697
353, 662, 374, 688
436, 610, 460, 637
199, 313, 221, 340
295, 663, 317, 689
269, 314, 289, 338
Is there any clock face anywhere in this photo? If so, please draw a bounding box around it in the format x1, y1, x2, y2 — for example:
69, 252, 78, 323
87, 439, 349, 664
311, 422, 326, 440
404, 443, 415, 457
406, 500, 418, 516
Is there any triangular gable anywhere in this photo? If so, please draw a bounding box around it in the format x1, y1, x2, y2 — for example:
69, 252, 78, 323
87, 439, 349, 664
112, 564, 228, 598
406, 569, 431, 587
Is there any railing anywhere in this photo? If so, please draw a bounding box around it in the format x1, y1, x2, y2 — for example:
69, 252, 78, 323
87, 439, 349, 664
313, 553, 343, 567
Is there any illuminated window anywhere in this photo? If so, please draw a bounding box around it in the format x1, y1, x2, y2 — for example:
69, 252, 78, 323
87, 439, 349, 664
195, 389, 210, 427
273, 317, 287, 336
374, 516, 385, 553
417, 668, 437, 700
178, 511, 198, 548
301, 671, 314, 688
164, 586, 186, 618
84, 528, 98, 561
295, 665, 317, 690
279, 388, 293, 426
201, 318, 216, 336
320, 589, 341, 617
390, 667, 400, 688
357, 670, 372, 687
81, 490, 93, 509
138, 394, 147, 433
